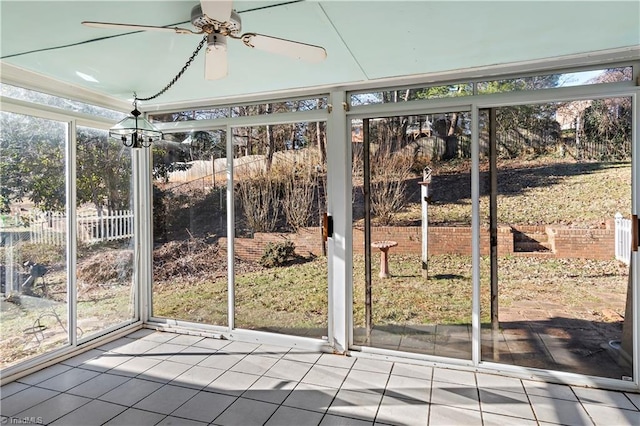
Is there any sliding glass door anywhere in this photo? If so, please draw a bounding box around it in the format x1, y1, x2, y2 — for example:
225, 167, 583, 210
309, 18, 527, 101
232, 120, 328, 339
352, 109, 474, 360
349, 89, 637, 385
479, 98, 635, 380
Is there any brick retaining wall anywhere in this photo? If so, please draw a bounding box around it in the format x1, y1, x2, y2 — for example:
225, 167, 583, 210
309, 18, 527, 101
225, 225, 615, 262
548, 228, 615, 260
352, 226, 514, 256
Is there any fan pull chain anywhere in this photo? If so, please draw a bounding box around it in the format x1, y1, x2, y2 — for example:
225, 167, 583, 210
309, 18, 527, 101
136, 35, 208, 102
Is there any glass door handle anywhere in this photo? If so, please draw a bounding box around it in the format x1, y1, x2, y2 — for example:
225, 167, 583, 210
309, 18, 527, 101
633, 214, 638, 252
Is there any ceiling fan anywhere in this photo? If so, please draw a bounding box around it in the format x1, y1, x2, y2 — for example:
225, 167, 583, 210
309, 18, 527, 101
82, 0, 327, 80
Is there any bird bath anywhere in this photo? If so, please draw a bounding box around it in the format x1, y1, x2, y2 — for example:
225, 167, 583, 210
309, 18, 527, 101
371, 240, 398, 278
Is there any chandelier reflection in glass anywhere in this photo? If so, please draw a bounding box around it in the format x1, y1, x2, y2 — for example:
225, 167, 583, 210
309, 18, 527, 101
109, 97, 163, 148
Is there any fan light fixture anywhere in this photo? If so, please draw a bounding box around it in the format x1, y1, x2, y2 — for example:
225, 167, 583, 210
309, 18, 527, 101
110, 98, 163, 148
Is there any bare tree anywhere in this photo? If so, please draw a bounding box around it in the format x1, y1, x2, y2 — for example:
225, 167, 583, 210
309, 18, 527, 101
282, 169, 316, 231
237, 171, 279, 233
316, 121, 327, 164
370, 144, 413, 225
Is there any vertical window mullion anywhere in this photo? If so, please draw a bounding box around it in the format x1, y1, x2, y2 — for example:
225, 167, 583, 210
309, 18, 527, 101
67, 120, 78, 347
631, 92, 639, 386
227, 123, 235, 331
471, 105, 481, 365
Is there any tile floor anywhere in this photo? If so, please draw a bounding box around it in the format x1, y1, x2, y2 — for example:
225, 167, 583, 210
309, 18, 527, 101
1, 329, 639, 425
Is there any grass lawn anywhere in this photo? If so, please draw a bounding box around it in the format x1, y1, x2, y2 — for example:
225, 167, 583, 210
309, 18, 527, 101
153, 253, 627, 332
0, 279, 132, 368
0, 243, 134, 369
397, 159, 631, 227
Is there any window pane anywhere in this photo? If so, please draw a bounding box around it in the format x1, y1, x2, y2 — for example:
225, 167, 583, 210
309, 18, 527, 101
76, 127, 135, 339
151, 130, 228, 326
149, 97, 328, 123
231, 98, 328, 117
350, 84, 472, 106
0, 84, 126, 121
233, 121, 328, 338
1, 112, 69, 368
477, 67, 632, 94
149, 108, 230, 123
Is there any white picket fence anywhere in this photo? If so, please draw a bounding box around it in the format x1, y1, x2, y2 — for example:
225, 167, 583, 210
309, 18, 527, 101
29, 210, 134, 246
614, 212, 631, 265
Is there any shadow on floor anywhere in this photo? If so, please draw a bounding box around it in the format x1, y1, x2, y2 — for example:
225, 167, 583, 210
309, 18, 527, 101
351, 316, 632, 380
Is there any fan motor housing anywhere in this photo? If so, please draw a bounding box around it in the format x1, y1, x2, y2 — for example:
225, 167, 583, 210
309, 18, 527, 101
191, 5, 241, 34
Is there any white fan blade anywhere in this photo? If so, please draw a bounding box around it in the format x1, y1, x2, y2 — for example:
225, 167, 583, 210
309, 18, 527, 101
205, 43, 228, 80
201, 0, 232, 22
241, 33, 327, 63
82, 21, 197, 35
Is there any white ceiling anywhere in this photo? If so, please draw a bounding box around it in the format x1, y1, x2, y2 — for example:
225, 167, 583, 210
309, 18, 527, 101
1, 1, 639, 110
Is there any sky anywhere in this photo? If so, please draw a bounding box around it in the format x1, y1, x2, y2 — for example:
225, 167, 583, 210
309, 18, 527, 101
558, 69, 602, 87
